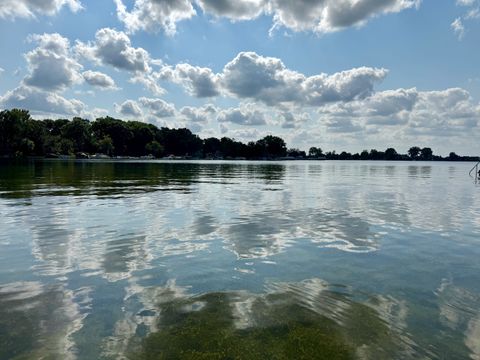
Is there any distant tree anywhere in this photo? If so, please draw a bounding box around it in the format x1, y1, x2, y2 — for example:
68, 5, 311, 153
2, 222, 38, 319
158, 128, 202, 156
24, 118, 47, 156
257, 135, 287, 158
58, 138, 75, 155
219, 137, 237, 158
42, 133, 75, 155
360, 150, 369, 160
62, 117, 93, 153
369, 149, 384, 160
308, 147, 323, 158
420, 147, 433, 161
44, 119, 69, 136
287, 148, 306, 158
145, 141, 164, 158
43, 136, 61, 155
448, 152, 460, 161
325, 150, 337, 160
245, 141, 262, 159
408, 146, 421, 160
19, 138, 35, 155
385, 148, 398, 160
338, 151, 352, 160
127, 121, 156, 156
97, 136, 114, 156
92, 117, 133, 156
0, 109, 30, 156
203, 137, 222, 157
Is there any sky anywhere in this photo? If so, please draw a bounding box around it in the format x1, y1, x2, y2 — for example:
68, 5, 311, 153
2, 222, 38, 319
0, 0, 479, 155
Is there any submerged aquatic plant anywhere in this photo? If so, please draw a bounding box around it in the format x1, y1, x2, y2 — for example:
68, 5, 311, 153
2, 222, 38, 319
129, 281, 414, 360
132, 292, 353, 360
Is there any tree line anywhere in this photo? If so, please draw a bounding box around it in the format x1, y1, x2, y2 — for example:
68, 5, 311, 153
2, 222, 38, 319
308, 146, 477, 161
0, 109, 478, 161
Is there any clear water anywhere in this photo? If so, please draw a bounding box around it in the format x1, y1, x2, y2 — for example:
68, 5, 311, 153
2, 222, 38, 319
0, 160, 479, 359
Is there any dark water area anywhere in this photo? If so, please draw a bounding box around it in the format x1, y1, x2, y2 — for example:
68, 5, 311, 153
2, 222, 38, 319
1, 160, 479, 359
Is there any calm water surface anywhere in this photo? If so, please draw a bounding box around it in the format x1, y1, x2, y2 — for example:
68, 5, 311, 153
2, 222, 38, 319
1, 160, 479, 359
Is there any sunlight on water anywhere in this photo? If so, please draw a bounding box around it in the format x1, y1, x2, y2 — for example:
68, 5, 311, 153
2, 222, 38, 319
1, 160, 480, 359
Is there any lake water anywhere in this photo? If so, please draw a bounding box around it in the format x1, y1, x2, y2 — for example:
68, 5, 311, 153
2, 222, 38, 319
1, 160, 479, 359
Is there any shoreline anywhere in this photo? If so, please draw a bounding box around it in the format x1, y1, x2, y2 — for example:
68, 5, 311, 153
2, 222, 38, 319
1, 156, 479, 163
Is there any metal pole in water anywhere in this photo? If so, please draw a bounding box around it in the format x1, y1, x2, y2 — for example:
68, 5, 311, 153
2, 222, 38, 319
468, 160, 480, 183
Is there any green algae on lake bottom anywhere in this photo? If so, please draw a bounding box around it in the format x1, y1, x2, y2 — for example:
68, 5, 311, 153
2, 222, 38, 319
130, 286, 413, 360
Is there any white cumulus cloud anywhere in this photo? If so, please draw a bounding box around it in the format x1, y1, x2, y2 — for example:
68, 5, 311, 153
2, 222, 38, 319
196, 0, 265, 20
219, 52, 387, 106
0, 85, 86, 116
112, 0, 420, 36
130, 72, 165, 96
180, 104, 217, 122
217, 105, 268, 126
268, 0, 420, 34
406, 88, 479, 136
82, 70, 117, 89
316, 87, 479, 137
280, 111, 310, 129
114, 0, 196, 35
24, 33, 83, 91
75, 28, 151, 73
115, 99, 143, 118
160, 63, 220, 98
75, 28, 166, 95
139, 97, 176, 118
0, 0, 82, 19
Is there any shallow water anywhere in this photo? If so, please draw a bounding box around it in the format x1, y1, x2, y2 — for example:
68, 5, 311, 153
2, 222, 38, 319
0, 160, 479, 359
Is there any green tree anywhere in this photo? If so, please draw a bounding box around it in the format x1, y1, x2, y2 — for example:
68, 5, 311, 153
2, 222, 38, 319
308, 147, 323, 158
62, 118, 93, 153
145, 141, 164, 158
19, 138, 35, 155
97, 136, 114, 156
203, 137, 222, 157
385, 148, 398, 160
127, 121, 156, 156
420, 147, 433, 161
59, 138, 74, 155
360, 150, 369, 160
408, 146, 421, 160
257, 135, 287, 158
338, 151, 352, 160
24, 119, 47, 156
158, 128, 202, 156
92, 117, 133, 156
369, 149, 384, 160
287, 148, 306, 158
44, 119, 69, 136
448, 152, 460, 161
0, 109, 30, 156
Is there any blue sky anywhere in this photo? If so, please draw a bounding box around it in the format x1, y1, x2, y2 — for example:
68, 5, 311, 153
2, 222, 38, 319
0, 0, 479, 155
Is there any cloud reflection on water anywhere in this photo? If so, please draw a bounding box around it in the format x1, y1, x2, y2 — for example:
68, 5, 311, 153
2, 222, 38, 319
0, 281, 92, 359
436, 278, 480, 360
